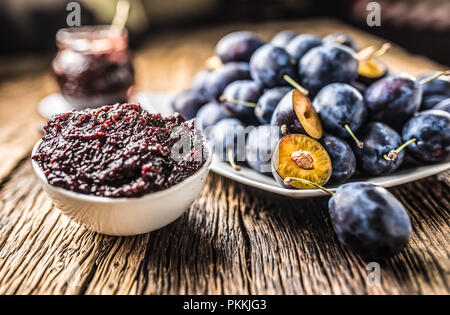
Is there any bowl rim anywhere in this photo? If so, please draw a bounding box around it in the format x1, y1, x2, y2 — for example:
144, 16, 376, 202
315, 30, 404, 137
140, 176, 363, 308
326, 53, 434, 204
31, 139, 212, 203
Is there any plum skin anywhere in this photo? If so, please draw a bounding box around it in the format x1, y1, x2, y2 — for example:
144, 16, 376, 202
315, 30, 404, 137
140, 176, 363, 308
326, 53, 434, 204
433, 98, 450, 113
172, 89, 208, 120
209, 118, 247, 164
222, 80, 263, 126
191, 70, 210, 93
286, 34, 322, 61
354, 122, 405, 176
270, 89, 308, 135
299, 44, 359, 96
215, 31, 264, 63
329, 182, 412, 260
250, 44, 298, 88
271, 30, 297, 48
255, 86, 291, 124
320, 134, 356, 185
322, 32, 359, 51
364, 74, 422, 130
203, 62, 251, 100
245, 125, 280, 174
313, 83, 366, 139
418, 73, 450, 98
402, 110, 450, 163
195, 101, 229, 132
421, 94, 448, 111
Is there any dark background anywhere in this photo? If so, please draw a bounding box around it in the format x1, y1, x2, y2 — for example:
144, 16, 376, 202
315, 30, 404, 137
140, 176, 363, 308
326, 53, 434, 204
0, 0, 449, 66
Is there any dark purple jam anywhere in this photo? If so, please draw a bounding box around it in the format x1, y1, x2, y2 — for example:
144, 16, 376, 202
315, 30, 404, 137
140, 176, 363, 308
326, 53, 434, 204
33, 104, 206, 198
52, 26, 135, 110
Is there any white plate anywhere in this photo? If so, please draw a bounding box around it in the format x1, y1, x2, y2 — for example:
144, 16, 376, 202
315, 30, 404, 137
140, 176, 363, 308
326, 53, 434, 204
38, 91, 450, 198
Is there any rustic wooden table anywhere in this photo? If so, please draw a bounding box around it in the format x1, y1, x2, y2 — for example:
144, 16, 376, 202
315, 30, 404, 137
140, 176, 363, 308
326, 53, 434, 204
0, 19, 448, 295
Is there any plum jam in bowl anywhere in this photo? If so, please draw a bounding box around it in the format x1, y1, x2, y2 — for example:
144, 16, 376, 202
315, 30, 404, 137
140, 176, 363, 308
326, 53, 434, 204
31, 104, 211, 236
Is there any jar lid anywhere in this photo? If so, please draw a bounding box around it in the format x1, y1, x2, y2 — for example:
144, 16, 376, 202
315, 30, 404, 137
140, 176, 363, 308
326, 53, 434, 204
56, 25, 128, 53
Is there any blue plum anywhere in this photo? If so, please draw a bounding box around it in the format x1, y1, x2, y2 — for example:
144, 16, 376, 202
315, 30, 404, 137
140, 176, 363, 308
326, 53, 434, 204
323, 32, 358, 51
195, 101, 230, 132
364, 73, 422, 130
329, 182, 411, 259
353, 122, 405, 176
221, 80, 263, 125
250, 44, 298, 88
313, 83, 366, 146
203, 62, 251, 100
286, 34, 322, 61
402, 110, 450, 163
351, 81, 368, 95
270, 89, 323, 139
172, 89, 208, 120
299, 44, 359, 96
271, 30, 297, 48
421, 94, 448, 110
191, 70, 210, 93
418, 72, 450, 98
209, 118, 247, 168
215, 31, 265, 63
320, 134, 356, 185
433, 98, 450, 113
254, 86, 291, 124
245, 125, 281, 174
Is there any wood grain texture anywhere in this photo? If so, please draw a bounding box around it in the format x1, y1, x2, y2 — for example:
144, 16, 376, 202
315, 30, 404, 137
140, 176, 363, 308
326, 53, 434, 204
0, 18, 449, 295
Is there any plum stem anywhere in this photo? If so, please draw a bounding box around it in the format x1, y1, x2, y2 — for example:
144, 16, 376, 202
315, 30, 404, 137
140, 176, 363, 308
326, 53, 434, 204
372, 42, 391, 59
344, 124, 364, 149
111, 0, 130, 31
227, 148, 241, 171
335, 33, 347, 45
205, 56, 223, 70
283, 75, 309, 95
417, 70, 450, 86
219, 96, 257, 108
358, 43, 391, 62
384, 138, 417, 161
283, 177, 334, 195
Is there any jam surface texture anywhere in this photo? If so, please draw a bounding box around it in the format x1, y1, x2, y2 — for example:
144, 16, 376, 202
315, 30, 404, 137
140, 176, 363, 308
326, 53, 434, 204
33, 104, 205, 198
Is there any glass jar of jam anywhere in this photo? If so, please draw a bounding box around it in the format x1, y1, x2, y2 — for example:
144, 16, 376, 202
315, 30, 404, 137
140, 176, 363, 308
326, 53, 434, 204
52, 26, 135, 110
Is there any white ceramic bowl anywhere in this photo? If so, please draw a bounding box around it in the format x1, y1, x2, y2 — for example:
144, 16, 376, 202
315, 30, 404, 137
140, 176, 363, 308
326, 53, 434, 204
31, 140, 212, 236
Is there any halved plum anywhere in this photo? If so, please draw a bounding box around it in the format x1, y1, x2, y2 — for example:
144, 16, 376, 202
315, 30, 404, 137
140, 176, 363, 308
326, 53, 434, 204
356, 43, 390, 86
272, 134, 332, 189
270, 89, 323, 139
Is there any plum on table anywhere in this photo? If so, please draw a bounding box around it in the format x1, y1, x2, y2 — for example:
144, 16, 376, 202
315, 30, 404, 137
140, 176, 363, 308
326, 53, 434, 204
245, 125, 281, 174
272, 134, 332, 189
195, 101, 230, 132
203, 62, 251, 100
401, 110, 450, 163
254, 86, 291, 124
271, 30, 297, 48
320, 134, 356, 185
364, 71, 450, 130
270, 87, 322, 139
356, 43, 390, 86
215, 31, 265, 63
353, 122, 405, 176
329, 182, 411, 260
313, 83, 366, 148
250, 44, 298, 88
285, 34, 322, 61
209, 118, 247, 170
299, 44, 359, 96
172, 89, 208, 120
220, 80, 263, 125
